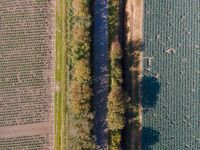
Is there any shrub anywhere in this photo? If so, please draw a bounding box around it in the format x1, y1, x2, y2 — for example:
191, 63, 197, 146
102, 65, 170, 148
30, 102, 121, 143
107, 87, 125, 130
67, 0, 95, 149
109, 131, 121, 150
69, 118, 95, 150
73, 59, 91, 83
70, 81, 91, 115
107, 1, 126, 149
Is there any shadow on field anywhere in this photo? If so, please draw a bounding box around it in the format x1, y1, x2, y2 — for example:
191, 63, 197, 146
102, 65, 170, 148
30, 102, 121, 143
142, 75, 160, 111
142, 127, 160, 150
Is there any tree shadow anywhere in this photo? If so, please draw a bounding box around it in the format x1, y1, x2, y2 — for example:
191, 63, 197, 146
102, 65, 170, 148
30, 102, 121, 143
142, 75, 160, 110
141, 77, 160, 149
122, 41, 160, 149
122, 40, 146, 150
120, 0, 161, 147
142, 127, 160, 150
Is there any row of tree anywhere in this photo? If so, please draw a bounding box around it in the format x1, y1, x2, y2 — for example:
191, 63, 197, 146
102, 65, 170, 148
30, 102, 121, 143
107, 41, 126, 150
107, 0, 127, 149
66, 0, 127, 149
67, 0, 95, 149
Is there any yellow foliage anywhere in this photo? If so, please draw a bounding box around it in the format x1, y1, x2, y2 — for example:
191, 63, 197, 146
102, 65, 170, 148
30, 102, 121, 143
73, 59, 91, 83
107, 87, 125, 130
109, 131, 121, 150
111, 40, 122, 60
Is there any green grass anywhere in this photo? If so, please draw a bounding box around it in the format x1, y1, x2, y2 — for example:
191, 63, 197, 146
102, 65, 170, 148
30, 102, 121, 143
55, 0, 66, 149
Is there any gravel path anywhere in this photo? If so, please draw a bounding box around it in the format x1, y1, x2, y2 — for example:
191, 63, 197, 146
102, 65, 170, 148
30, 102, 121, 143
93, 0, 109, 149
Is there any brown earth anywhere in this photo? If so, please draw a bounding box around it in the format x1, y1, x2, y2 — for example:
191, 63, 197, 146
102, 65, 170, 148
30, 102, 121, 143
125, 0, 143, 149
0, 0, 55, 149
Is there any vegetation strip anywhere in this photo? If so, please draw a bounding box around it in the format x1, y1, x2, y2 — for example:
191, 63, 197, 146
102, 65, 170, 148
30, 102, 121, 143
55, 0, 67, 149
66, 0, 95, 149
107, 0, 127, 149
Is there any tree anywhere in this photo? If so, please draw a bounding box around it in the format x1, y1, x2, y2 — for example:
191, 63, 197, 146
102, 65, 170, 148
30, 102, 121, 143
73, 59, 91, 83
107, 87, 125, 130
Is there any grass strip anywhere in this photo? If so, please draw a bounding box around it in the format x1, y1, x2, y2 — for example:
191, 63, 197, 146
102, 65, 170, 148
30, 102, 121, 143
55, 0, 67, 149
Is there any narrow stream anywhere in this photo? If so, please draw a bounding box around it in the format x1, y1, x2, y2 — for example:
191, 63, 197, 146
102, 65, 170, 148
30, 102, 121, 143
93, 0, 109, 149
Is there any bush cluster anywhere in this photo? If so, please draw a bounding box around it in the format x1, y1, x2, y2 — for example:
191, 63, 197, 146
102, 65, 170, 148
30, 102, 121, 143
67, 0, 95, 149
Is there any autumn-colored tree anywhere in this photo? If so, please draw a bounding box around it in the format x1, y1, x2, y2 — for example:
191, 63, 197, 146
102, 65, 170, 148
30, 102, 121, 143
110, 41, 123, 86
111, 39, 122, 59
109, 131, 121, 150
107, 1, 126, 149
73, 59, 91, 83
107, 40, 126, 150
67, 0, 95, 149
107, 86, 125, 130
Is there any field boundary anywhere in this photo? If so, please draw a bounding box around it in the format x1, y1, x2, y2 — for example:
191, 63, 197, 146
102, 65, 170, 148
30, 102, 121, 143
55, 0, 67, 149
125, 0, 143, 149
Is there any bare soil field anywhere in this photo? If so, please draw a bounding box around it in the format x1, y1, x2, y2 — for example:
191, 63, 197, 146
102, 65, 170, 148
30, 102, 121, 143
0, 0, 55, 149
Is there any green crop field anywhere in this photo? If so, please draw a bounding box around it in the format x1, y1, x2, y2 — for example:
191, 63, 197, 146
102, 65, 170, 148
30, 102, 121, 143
142, 0, 200, 150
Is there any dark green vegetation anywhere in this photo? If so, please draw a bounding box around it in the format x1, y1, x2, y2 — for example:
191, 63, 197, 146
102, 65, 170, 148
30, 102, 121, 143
1, 0, 54, 149
143, 0, 200, 149
107, 0, 127, 149
66, 0, 95, 149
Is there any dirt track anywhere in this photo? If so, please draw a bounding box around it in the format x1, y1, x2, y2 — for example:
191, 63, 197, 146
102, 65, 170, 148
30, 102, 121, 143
125, 0, 143, 149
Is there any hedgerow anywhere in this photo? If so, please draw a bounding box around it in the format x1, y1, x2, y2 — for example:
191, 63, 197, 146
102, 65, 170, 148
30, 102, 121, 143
107, 0, 126, 149
66, 0, 95, 149
107, 40, 126, 150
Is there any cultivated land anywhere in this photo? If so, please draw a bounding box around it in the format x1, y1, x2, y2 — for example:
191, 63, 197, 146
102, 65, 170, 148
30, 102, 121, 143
2, 0, 199, 150
142, 0, 200, 149
0, 0, 55, 149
